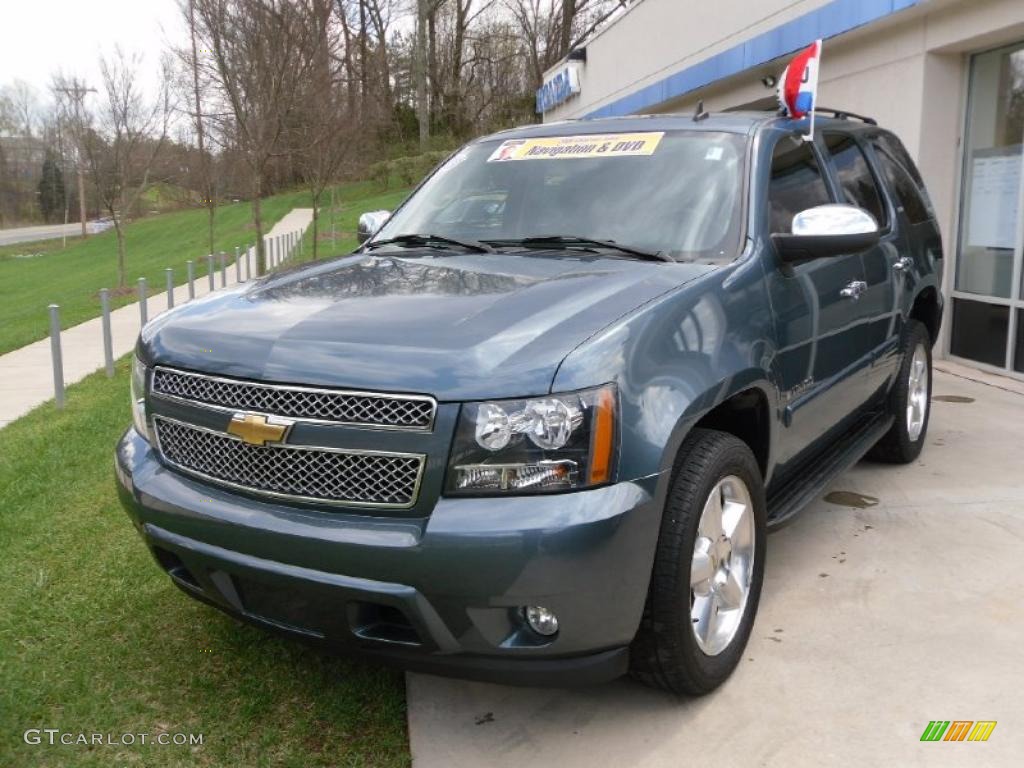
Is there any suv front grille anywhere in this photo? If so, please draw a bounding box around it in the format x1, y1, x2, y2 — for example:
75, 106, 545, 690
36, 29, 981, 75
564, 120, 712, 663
153, 416, 424, 508
152, 367, 435, 430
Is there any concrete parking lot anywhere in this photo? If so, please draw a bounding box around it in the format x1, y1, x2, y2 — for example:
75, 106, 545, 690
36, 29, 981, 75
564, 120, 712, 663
407, 366, 1024, 768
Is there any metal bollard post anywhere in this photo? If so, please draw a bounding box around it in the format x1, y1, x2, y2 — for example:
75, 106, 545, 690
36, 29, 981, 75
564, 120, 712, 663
187, 260, 195, 299
244, 245, 251, 281
270, 237, 276, 267
235, 246, 241, 282
100, 288, 114, 378
220, 252, 227, 286
138, 277, 148, 326
48, 304, 65, 409
207, 254, 215, 290
166, 268, 174, 309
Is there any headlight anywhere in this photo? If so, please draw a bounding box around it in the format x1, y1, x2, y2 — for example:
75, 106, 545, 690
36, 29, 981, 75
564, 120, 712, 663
130, 356, 150, 441
446, 384, 617, 495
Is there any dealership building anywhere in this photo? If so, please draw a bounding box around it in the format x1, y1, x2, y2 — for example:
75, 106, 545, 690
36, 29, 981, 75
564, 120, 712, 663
539, 0, 1024, 381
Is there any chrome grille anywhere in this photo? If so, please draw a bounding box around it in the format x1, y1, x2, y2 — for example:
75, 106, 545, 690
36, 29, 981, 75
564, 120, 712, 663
153, 416, 424, 508
152, 367, 435, 430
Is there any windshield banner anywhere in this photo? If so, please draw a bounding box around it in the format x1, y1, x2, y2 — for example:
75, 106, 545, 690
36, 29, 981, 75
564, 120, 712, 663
487, 132, 665, 162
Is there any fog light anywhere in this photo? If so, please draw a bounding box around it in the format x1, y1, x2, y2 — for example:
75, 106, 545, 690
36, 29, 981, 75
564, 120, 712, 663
524, 605, 559, 636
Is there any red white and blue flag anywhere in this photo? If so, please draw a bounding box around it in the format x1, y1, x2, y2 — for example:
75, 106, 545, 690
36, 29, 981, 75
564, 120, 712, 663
778, 40, 822, 140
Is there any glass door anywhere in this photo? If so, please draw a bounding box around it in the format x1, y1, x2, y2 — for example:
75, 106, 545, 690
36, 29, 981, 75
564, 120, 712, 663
951, 42, 1024, 375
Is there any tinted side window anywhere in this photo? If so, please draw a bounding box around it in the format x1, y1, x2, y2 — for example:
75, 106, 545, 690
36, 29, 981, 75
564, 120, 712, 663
823, 133, 887, 227
872, 141, 933, 225
768, 135, 832, 233
874, 133, 927, 189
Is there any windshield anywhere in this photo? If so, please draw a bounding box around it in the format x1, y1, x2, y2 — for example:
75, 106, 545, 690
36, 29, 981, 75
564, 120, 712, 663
371, 129, 747, 261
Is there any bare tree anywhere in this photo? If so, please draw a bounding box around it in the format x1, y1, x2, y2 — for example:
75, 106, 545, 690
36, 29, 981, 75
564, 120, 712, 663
183, 0, 217, 258
84, 49, 172, 289
507, 0, 624, 89
294, 0, 357, 258
415, 0, 430, 149
192, 0, 323, 275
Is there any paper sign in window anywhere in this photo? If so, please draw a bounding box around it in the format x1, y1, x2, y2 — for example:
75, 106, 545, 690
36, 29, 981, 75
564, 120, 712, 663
487, 133, 665, 162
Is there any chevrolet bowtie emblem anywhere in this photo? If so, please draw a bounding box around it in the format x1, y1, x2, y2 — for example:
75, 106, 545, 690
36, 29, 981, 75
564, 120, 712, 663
226, 413, 293, 446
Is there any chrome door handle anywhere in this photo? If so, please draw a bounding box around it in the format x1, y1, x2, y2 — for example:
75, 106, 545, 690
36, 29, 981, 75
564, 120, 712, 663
893, 256, 913, 272
840, 280, 867, 300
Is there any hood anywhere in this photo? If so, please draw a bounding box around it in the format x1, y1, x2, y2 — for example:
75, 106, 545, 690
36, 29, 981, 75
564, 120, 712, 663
140, 251, 714, 400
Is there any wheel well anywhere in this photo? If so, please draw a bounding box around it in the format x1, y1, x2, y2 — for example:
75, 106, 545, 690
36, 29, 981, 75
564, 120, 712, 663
910, 287, 940, 345
692, 388, 769, 478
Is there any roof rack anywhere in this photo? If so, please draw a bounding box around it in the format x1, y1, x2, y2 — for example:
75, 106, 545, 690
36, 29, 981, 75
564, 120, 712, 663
722, 100, 878, 125
813, 106, 878, 125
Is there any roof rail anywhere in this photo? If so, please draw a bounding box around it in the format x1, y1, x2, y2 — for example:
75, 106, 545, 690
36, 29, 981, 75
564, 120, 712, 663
813, 106, 878, 125
722, 100, 878, 125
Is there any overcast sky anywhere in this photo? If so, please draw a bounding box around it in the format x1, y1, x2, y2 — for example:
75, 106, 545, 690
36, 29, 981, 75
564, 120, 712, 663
2, 0, 185, 108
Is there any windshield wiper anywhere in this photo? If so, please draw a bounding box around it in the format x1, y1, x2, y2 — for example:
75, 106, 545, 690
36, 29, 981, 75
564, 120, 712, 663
494, 235, 672, 263
365, 233, 494, 253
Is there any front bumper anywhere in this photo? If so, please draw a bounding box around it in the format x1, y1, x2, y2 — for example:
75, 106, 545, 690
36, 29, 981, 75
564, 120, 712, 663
115, 428, 663, 686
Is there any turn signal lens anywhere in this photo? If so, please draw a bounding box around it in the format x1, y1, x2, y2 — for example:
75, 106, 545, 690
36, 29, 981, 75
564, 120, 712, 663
589, 387, 615, 484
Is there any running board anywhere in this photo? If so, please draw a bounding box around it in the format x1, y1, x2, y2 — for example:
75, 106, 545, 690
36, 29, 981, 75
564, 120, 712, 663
767, 414, 894, 530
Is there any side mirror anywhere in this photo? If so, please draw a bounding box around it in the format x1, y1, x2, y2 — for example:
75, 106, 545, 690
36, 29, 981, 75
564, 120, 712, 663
357, 210, 391, 244
771, 204, 880, 262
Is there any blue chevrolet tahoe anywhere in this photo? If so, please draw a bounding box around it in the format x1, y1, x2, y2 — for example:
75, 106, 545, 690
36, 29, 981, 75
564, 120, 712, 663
116, 109, 943, 695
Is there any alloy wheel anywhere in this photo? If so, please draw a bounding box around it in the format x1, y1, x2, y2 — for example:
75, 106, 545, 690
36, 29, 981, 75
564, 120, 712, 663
907, 343, 929, 442
690, 475, 756, 656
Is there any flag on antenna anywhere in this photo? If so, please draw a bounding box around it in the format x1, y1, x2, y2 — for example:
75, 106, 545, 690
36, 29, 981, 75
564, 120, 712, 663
778, 40, 822, 140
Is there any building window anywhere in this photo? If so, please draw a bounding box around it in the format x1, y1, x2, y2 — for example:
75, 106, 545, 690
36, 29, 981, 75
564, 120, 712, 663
954, 43, 1024, 301
951, 299, 1010, 367
950, 41, 1024, 374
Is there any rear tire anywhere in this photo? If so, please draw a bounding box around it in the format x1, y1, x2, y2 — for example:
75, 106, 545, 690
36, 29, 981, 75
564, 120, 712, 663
630, 429, 766, 695
867, 319, 932, 464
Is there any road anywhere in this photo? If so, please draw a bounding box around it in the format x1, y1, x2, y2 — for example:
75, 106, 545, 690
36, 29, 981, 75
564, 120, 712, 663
0, 221, 94, 247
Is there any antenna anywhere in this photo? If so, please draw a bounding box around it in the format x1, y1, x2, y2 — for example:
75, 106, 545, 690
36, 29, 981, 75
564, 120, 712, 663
693, 99, 709, 122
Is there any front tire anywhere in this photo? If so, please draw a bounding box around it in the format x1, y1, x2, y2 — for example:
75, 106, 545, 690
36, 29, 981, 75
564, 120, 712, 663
867, 319, 932, 464
630, 429, 766, 695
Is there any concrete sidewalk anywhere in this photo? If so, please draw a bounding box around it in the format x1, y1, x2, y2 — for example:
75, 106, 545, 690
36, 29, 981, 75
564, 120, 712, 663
0, 208, 313, 428
407, 369, 1024, 768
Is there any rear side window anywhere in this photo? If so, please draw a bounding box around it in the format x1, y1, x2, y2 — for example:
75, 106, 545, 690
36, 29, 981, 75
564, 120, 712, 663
823, 133, 888, 228
871, 135, 934, 224
768, 135, 832, 233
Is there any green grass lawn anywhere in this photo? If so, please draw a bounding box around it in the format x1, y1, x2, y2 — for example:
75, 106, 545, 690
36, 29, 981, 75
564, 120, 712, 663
0, 181, 411, 357
290, 184, 411, 266
0, 360, 409, 768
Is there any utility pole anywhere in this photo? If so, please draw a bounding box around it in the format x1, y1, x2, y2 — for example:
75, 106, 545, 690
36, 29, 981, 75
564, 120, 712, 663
54, 80, 95, 239
55, 113, 70, 248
